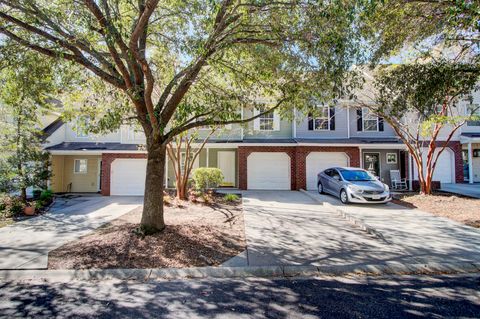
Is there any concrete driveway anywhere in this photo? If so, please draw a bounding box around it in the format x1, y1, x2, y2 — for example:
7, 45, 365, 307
441, 183, 480, 199
239, 191, 480, 268
240, 191, 411, 267
0, 196, 142, 270
307, 191, 480, 265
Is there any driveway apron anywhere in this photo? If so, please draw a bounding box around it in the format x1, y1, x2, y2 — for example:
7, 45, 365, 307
241, 191, 412, 267
0, 196, 142, 269
309, 191, 480, 265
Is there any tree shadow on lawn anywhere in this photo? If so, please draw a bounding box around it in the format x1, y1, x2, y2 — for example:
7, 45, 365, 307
1, 274, 480, 318
48, 221, 245, 269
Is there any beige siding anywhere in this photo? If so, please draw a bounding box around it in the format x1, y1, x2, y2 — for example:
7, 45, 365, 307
51, 155, 101, 192
166, 148, 238, 188
50, 155, 65, 193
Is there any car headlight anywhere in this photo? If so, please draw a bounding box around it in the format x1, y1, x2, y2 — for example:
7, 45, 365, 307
348, 185, 363, 193
383, 184, 389, 192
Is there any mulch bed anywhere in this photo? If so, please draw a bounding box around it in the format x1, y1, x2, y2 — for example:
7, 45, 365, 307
48, 193, 245, 269
393, 192, 480, 228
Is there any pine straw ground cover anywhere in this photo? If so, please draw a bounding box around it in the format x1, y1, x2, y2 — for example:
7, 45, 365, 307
48, 193, 245, 269
393, 192, 480, 228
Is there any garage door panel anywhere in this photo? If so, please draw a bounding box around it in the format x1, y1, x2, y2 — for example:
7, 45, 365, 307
306, 152, 348, 190
247, 152, 290, 190
111, 159, 147, 195
413, 149, 453, 183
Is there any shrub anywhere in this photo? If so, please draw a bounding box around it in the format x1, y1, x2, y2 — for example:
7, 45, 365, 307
39, 189, 53, 202
32, 189, 42, 199
224, 193, 239, 202
192, 168, 224, 191
0, 195, 25, 217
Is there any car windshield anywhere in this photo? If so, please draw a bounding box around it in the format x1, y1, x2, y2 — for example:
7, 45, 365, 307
339, 169, 375, 181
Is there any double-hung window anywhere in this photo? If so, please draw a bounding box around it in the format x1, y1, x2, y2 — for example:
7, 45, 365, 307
467, 104, 480, 126
74, 159, 88, 174
314, 106, 330, 130
362, 107, 379, 132
258, 107, 274, 131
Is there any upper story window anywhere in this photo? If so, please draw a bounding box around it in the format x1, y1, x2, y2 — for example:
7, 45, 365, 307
75, 120, 89, 138
466, 104, 480, 126
254, 106, 279, 131
362, 107, 379, 132
259, 108, 274, 131
74, 159, 88, 174
314, 106, 330, 131
127, 127, 136, 140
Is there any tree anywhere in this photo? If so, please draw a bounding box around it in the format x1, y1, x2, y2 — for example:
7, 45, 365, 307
356, 61, 479, 194
0, 1, 366, 233
0, 51, 59, 201
166, 126, 216, 200
362, 0, 479, 67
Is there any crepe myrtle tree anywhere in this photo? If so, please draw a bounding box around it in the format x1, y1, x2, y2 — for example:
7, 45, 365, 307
166, 124, 217, 201
0, 0, 367, 232
356, 61, 479, 195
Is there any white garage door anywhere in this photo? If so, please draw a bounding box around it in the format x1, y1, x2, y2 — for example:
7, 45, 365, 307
247, 152, 290, 190
111, 159, 147, 195
413, 148, 454, 183
306, 152, 349, 190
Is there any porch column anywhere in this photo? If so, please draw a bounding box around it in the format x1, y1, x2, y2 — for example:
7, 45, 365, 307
468, 142, 474, 184
408, 153, 413, 191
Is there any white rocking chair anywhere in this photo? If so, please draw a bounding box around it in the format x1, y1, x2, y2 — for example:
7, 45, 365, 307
390, 170, 407, 190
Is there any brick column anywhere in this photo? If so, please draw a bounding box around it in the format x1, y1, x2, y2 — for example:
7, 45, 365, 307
447, 141, 464, 183
101, 153, 147, 196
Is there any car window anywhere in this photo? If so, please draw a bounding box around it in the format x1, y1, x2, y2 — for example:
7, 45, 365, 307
331, 170, 341, 180
339, 169, 375, 181
324, 169, 332, 176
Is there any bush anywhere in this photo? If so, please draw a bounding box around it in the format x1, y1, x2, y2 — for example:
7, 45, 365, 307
0, 195, 25, 217
32, 189, 42, 199
39, 189, 53, 202
192, 168, 224, 191
223, 193, 239, 202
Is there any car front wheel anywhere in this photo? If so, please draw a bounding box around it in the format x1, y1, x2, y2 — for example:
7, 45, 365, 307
340, 189, 349, 204
317, 182, 324, 194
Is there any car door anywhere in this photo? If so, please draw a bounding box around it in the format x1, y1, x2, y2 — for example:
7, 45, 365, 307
321, 169, 333, 194
330, 169, 343, 195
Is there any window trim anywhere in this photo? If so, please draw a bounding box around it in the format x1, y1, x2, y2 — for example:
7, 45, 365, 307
386, 153, 398, 164
466, 103, 480, 126
75, 120, 90, 138
362, 107, 379, 132
73, 159, 88, 174
258, 109, 275, 131
313, 106, 330, 131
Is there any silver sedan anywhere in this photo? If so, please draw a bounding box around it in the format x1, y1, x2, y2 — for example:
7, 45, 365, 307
317, 167, 391, 204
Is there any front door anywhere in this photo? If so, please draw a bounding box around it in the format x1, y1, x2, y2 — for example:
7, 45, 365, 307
364, 153, 380, 177
217, 151, 236, 187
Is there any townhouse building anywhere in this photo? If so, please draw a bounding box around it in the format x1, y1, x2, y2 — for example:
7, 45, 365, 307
43, 92, 478, 195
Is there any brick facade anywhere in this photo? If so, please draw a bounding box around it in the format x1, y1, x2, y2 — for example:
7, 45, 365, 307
447, 141, 464, 183
295, 146, 360, 190
238, 146, 361, 190
98, 141, 463, 195
101, 153, 147, 196
238, 146, 297, 190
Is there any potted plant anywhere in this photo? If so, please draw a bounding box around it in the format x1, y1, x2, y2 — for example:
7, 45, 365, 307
24, 201, 35, 216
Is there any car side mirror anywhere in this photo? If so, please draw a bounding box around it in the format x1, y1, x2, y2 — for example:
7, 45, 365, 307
333, 175, 340, 181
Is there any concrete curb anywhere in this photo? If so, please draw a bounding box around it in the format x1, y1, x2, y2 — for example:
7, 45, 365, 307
299, 189, 388, 242
1, 262, 479, 282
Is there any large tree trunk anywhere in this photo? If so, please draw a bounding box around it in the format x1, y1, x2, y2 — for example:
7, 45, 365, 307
140, 143, 166, 233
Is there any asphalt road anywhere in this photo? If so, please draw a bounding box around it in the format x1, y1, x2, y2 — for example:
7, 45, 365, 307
1, 274, 479, 318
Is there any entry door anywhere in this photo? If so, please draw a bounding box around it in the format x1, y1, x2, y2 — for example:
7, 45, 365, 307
364, 153, 380, 177
217, 151, 236, 186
